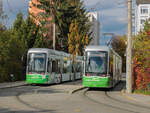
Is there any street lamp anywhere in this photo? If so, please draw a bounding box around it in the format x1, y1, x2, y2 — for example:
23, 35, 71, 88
53, 23, 56, 50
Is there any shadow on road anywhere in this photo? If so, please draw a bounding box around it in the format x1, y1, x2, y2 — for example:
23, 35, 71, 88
0, 108, 56, 113
111, 80, 126, 92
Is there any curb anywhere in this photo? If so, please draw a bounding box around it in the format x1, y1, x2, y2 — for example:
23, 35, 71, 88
121, 87, 138, 102
69, 86, 86, 94
121, 89, 150, 105
121, 91, 137, 102
0, 82, 26, 89
121, 85, 138, 102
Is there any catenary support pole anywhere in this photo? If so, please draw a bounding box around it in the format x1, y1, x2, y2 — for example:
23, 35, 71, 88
126, 0, 132, 93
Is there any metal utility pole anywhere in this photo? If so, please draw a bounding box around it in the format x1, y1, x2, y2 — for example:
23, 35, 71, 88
103, 33, 114, 45
0, 0, 2, 15
53, 23, 56, 50
126, 0, 132, 93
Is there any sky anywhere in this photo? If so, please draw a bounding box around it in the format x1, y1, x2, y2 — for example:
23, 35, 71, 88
2, 0, 29, 27
2, 0, 131, 44
83, 0, 128, 44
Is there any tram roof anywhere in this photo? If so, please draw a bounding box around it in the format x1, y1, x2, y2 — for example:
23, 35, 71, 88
85, 45, 110, 52
28, 48, 70, 57
28, 48, 51, 53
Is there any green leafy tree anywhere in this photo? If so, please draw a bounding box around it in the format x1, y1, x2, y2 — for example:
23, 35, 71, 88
0, 30, 11, 82
0, 12, 48, 82
36, 0, 91, 52
12, 13, 48, 51
0, 13, 26, 82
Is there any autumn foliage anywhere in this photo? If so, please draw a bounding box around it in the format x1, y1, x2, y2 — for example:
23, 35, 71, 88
68, 20, 90, 58
133, 20, 150, 91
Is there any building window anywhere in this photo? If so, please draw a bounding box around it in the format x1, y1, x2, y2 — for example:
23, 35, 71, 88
140, 19, 145, 25
140, 7, 148, 14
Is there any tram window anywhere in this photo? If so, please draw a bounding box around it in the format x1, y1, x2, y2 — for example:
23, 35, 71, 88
72, 65, 74, 73
67, 60, 71, 72
47, 61, 51, 73
52, 61, 56, 72
63, 62, 67, 73
109, 52, 113, 75
76, 62, 81, 72
63, 60, 71, 73
56, 59, 60, 73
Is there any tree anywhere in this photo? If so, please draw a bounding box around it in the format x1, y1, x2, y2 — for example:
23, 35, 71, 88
0, 12, 48, 82
132, 19, 150, 91
12, 13, 48, 51
133, 20, 150, 69
0, 11, 7, 31
0, 30, 11, 82
111, 35, 127, 72
68, 20, 89, 58
36, 0, 92, 52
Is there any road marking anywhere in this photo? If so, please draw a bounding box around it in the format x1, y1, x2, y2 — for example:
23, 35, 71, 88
122, 93, 137, 101
74, 108, 81, 112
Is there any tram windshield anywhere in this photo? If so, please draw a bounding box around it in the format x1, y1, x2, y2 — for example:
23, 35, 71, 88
86, 51, 107, 74
28, 53, 47, 73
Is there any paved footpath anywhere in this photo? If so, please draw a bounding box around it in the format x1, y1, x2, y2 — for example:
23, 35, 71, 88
122, 91, 150, 105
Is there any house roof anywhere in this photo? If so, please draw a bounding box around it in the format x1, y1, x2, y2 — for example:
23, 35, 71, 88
136, 0, 150, 5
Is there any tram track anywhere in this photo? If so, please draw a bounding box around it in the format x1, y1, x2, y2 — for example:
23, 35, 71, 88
105, 91, 150, 110
105, 80, 150, 110
83, 89, 139, 113
13, 83, 73, 113
15, 91, 54, 113
79, 80, 150, 113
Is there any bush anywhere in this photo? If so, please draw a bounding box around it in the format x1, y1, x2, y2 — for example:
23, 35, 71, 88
133, 20, 150, 91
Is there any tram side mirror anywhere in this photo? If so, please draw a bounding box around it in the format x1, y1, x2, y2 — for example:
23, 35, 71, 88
88, 60, 90, 65
21, 55, 24, 61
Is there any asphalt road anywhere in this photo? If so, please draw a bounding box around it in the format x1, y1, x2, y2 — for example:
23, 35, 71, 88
0, 80, 150, 113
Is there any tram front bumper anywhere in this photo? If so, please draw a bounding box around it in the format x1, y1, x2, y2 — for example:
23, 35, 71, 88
26, 74, 49, 84
82, 76, 111, 88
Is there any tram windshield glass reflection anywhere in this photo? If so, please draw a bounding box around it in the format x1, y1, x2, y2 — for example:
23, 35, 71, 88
86, 51, 107, 74
28, 53, 46, 73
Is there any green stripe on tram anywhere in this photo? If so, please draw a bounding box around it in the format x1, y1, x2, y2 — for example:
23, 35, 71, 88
26, 74, 50, 84
82, 76, 110, 88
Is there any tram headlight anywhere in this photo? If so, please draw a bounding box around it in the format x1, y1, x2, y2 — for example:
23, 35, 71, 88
101, 74, 106, 77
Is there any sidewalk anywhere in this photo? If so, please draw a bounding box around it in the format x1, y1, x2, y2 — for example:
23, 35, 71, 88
122, 91, 150, 105
0, 81, 26, 89
121, 73, 150, 105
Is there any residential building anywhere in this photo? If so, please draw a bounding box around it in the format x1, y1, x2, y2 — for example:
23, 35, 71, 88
87, 12, 100, 45
28, 0, 54, 39
135, 0, 150, 35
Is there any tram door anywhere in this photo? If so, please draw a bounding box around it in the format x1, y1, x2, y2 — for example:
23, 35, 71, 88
47, 59, 52, 83
51, 60, 57, 83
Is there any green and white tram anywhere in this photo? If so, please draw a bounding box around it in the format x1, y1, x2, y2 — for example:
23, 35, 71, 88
26, 48, 83, 84
83, 46, 122, 88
